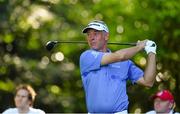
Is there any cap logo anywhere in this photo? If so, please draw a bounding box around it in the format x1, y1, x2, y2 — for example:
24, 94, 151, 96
82, 20, 109, 33
157, 91, 163, 96
88, 23, 101, 27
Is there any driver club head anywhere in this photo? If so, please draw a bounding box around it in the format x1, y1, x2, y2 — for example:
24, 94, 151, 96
46, 41, 58, 51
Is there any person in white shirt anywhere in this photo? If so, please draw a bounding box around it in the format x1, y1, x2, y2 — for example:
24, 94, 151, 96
146, 90, 179, 114
2, 84, 45, 114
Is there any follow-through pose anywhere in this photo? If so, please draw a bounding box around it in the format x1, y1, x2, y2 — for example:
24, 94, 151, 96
80, 20, 157, 113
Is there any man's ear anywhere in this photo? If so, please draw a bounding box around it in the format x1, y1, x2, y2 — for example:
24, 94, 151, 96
171, 102, 176, 110
168, 101, 174, 109
28, 100, 33, 106
105, 32, 109, 41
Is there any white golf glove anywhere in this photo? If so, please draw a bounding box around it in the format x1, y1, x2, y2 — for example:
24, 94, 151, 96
145, 40, 157, 54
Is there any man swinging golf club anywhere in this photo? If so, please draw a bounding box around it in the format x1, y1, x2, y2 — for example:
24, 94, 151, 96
79, 20, 157, 113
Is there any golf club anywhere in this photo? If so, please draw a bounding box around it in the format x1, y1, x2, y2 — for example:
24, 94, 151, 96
46, 40, 137, 51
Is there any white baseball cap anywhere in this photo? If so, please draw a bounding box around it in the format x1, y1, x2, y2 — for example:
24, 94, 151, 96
82, 20, 109, 33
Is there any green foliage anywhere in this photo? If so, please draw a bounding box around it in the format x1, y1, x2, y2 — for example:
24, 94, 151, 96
0, 0, 180, 113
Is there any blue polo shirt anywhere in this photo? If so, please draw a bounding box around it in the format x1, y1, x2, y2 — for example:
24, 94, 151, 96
80, 49, 144, 113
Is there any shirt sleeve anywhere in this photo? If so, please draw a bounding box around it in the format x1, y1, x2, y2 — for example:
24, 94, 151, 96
80, 50, 104, 77
128, 60, 144, 84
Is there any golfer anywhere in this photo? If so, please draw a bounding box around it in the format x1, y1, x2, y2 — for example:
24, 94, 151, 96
80, 20, 157, 113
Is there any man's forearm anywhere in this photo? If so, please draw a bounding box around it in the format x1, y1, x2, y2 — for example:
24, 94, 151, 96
101, 40, 146, 65
143, 53, 156, 87
114, 45, 143, 61
101, 45, 144, 65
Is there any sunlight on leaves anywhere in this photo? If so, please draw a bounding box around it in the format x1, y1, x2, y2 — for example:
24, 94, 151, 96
116, 25, 124, 34
62, 99, 70, 107
170, 78, 176, 90
156, 72, 163, 82
27, 5, 54, 29
61, 62, 75, 71
139, 57, 146, 66
3, 34, 14, 43
134, 108, 142, 114
157, 63, 162, 70
3, 54, 11, 63
0, 80, 14, 92
38, 56, 49, 69
13, 56, 22, 68
42, 0, 60, 4
51, 52, 64, 62
50, 85, 61, 94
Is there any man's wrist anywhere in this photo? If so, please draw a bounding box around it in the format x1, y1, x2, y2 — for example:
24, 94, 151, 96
136, 45, 144, 51
148, 52, 156, 56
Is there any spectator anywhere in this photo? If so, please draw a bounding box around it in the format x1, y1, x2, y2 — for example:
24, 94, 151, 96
146, 90, 179, 114
2, 84, 45, 114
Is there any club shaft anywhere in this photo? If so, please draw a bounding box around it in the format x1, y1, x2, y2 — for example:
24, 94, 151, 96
56, 41, 136, 46
107, 42, 136, 46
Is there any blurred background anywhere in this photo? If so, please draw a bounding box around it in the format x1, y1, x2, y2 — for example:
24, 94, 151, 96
0, 0, 180, 113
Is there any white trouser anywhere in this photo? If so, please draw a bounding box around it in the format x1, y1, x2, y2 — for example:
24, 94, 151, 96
114, 110, 128, 114
88, 110, 128, 114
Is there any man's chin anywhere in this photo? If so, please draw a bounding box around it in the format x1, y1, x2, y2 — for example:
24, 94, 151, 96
91, 47, 98, 51
16, 105, 24, 108
91, 46, 97, 49
155, 110, 165, 113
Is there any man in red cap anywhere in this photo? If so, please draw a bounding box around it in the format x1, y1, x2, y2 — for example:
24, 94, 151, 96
146, 90, 179, 114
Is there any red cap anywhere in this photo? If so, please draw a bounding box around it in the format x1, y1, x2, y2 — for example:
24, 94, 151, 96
152, 90, 174, 102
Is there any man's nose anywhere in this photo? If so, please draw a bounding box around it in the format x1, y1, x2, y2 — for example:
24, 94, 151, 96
155, 102, 160, 106
88, 36, 93, 41
89, 34, 96, 40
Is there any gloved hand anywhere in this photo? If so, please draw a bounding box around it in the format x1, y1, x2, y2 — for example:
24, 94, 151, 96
144, 40, 157, 54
